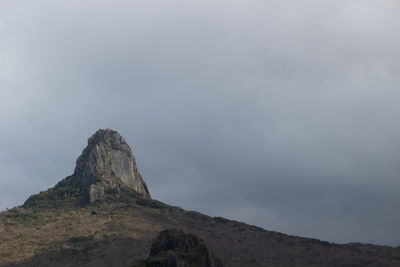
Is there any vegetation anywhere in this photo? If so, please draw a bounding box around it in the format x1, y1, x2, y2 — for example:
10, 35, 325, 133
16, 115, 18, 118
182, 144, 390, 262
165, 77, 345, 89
21, 176, 164, 211
23, 184, 84, 209
143, 228, 224, 267
1, 189, 400, 266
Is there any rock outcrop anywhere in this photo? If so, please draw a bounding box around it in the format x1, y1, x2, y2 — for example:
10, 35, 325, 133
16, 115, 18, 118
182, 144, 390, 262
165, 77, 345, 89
144, 229, 224, 267
72, 129, 150, 202
24, 129, 150, 208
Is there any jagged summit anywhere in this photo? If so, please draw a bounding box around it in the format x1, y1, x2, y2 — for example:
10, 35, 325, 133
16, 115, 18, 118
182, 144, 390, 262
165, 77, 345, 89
75, 129, 140, 184
24, 129, 150, 208
73, 129, 150, 201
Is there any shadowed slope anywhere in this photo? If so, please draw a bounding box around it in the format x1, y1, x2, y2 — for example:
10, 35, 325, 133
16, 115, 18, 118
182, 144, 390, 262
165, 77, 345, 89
143, 228, 224, 267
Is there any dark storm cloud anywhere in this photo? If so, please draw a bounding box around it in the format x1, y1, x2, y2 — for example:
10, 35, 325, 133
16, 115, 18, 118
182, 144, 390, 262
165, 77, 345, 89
1, 0, 400, 245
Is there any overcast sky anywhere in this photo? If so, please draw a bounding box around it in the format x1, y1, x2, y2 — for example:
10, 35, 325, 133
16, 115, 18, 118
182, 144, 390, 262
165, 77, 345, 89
1, 0, 400, 246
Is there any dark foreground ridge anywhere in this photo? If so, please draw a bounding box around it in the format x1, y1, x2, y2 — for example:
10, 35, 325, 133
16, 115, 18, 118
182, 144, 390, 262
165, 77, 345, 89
139, 229, 224, 267
1, 129, 400, 266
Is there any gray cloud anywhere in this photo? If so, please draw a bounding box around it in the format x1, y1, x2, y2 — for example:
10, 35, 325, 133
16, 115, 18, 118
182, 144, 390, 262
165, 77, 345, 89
1, 0, 400, 246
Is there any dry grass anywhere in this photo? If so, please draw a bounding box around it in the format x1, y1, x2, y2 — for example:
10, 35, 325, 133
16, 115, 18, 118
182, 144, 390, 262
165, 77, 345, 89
1, 200, 400, 267
0, 200, 178, 266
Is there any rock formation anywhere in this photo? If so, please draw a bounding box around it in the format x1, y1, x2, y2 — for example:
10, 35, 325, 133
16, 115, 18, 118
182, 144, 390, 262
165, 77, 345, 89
24, 129, 150, 207
144, 229, 224, 267
72, 129, 150, 202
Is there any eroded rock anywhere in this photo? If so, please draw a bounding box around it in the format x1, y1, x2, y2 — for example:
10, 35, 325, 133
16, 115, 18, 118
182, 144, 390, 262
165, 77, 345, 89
74, 129, 150, 201
24, 129, 151, 208
145, 229, 224, 267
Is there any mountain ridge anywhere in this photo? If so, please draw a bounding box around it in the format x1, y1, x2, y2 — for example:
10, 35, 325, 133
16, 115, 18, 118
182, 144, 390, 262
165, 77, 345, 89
1, 129, 400, 266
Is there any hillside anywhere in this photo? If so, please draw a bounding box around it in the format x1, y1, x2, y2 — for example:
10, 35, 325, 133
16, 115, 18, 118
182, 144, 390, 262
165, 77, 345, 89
1, 129, 400, 266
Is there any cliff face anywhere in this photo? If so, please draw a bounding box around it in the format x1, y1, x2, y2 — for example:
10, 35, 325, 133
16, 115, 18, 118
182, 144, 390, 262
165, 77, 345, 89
73, 129, 150, 201
24, 129, 150, 208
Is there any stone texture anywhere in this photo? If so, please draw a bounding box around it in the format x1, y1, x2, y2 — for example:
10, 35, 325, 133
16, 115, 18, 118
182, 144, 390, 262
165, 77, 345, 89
89, 184, 105, 202
145, 229, 224, 267
22, 128, 151, 208
73, 129, 150, 202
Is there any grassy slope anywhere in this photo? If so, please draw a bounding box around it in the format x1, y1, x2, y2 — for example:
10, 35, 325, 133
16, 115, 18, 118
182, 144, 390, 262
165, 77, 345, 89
1, 195, 400, 267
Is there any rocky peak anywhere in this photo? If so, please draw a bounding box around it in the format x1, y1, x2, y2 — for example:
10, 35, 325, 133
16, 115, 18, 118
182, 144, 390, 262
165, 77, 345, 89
73, 129, 150, 202
75, 129, 133, 181
23, 129, 151, 208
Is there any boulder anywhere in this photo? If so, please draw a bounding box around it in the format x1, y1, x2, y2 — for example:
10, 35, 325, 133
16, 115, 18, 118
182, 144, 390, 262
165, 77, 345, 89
145, 229, 224, 267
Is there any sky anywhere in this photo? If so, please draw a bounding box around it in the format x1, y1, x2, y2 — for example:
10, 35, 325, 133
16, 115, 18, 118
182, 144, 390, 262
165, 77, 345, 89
1, 0, 400, 246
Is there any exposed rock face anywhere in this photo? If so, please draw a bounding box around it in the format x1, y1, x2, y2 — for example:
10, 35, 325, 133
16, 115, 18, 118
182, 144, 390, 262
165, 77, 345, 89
145, 229, 224, 267
72, 129, 150, 201
75, 129, 150, 202
23, 128, 151, 208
